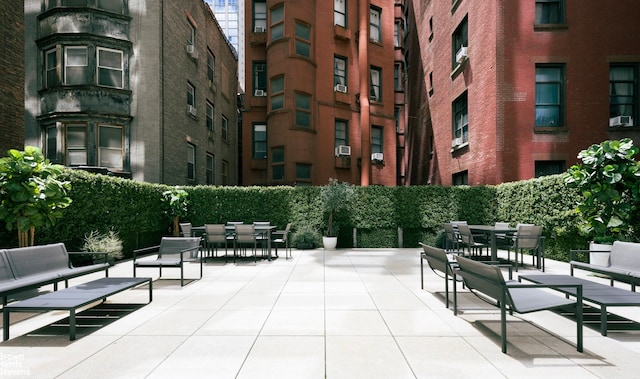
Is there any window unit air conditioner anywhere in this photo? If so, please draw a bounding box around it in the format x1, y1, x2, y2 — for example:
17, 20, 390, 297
254, 26, 265, 33
186, 44, 198, 59
254, 89, 266, 97
371, 152, 384, 161
335, 145, 351, 156
456, 46, 468, 64
187, 105, 197, 117
451, 137, 463, 147
609, 115, 633, 127
334, 84, 348, 93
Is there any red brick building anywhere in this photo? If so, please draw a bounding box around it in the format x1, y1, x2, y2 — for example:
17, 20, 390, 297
405, 0, 640, 185
242, 0, 404, 186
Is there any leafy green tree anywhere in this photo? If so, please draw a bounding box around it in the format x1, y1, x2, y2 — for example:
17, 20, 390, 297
320, 178, 353, 237
162, 187, 189, 236
0, 146, 72, 246
565, 138, 640, 242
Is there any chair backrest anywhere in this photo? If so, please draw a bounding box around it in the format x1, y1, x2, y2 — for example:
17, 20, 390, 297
5, 243, 71, 278
204, 224, 227, 243
419, 243, 451, 274
515, 224, 542, 250
455, 255, 506, 301
227, 221, 243, 225
159, 237, 201, 259
0, 250, 16, 283
282, 223, 292, 240
253, 221, 270, 226
235, 224, 256, 243
456, 223, 475, 245
610, 241, 640, 269
442, 223, 458, 243
179, 222, 192, 237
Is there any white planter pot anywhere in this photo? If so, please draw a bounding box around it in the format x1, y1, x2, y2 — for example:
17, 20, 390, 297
323, 236, 338, 250
589, 242, 612, 267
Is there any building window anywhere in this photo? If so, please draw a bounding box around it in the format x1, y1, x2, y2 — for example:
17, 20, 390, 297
187, 82, 196, 107
64, 46, 88, 85
98, 0, 124, 14
535, 0, 565, 24
295, 22, 311, 58
271, 76, 284, 110
188, 22, 196, 46
270, 5, 284, 41
66, 124, 88, 166
453, 170, 468, 185
98, 125, 123, 170
253, 61, 267, 94
370, 66, 382, 102
453, 92, 468, 143
370, 6, 381, 43
187, 143, 196, 181
207, 50, 215, 83
97, 47, 124, 89
45, 125, 58, 163
335, 119, 348, 147
334, 0, 347, 27
221, 115, 228, 141
253, 0, 267, 31
334, 56, 347, 87
253, 123, 267, 159
296, 163, 311, 184
206, 101, 214, 131
45, 49, 60, 88
394, 63, 403, 91
610, 65, 636, 127
221, 160, 229, 185
295, 92, 311, 128
452, 17, 468, 69
394, 20, 403, 48
535, 64, 564, 127
206, 153, 215, 185
272, 147, 284, 180
535, 160, 566, 177
372, 126, 383, 154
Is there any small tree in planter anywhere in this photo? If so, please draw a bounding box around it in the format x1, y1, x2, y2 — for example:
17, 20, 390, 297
565, 138, 640, 247
162, 187, 189, 236
0, 147, 72, 247
320, 178, 353, 248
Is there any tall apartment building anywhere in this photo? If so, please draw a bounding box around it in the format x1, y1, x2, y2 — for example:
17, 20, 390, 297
24, 0, 239, 185
0, 0, 25, 156
242, 0, 405, 186
404, 0, 640, 185
207, 0, 246, 89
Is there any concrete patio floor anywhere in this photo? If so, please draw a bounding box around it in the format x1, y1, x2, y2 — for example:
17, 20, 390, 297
1, 247, 640, 378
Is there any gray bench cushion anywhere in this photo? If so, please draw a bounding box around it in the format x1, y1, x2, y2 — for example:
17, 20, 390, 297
5, 243, 70, 278
609, 241, 640, 271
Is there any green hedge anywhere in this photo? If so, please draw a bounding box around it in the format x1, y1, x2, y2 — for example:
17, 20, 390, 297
0, 169, 617, 262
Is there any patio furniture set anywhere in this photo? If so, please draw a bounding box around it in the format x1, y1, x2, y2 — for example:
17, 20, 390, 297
421, 223, 640, 354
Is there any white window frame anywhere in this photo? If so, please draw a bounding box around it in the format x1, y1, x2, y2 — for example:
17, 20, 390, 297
97, 47, 124, 89
187, 143, 196, 180
64, 46, 88, 85
98, 124, 124, 170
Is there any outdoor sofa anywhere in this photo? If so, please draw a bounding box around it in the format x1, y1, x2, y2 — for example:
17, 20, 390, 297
570, 241, 640, 291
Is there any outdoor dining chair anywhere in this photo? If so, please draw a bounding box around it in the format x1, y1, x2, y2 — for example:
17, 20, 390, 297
442, 223, 464, 255
179, 222, 192, 237
509, 224, 544, 271
234, 224, 259, 263
273, 223, 292, 259
457, 223, 490, 258
204, 224, 228, 260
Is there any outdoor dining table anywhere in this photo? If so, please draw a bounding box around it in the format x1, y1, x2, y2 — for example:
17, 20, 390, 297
467, 225, 517, 262
191, 224, 277, 260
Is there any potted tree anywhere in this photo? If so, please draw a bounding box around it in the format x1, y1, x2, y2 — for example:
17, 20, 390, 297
565, 138, 640, 265
0, 146, 72, 247
320, 178, 353, 249
162, 187, 189, 236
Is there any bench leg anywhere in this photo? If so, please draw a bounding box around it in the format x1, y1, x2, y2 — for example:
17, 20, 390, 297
3, 309, 9, 341
420, 256, 424, 289
601, 306, 608, 336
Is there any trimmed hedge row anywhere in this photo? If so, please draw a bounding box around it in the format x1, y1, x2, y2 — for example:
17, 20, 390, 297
0, 169, 601, 262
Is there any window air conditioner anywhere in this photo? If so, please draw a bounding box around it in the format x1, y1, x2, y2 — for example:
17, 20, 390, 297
609, 115, 633, 127
254, 26, 265, 33
455, 46, 468, 64
254, 89, 266, 97
371, 152, 384, 161
186, 44, 198, 59
187, 105, 197, 117
335, 145, 351, 156
451, 137, 463, 147
334, 84, 348, 93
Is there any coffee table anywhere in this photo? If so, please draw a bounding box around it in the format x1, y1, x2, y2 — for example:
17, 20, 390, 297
519, 274, 640, 336
3, 277, 152, 341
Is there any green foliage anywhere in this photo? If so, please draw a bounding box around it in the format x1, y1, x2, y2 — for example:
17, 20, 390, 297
565, 138, 640, 242
0, 146, 72, 246
162, 187, 189, 219
82, 229, 124, 260
291, 225, 322, 248
320, 178, 353, 236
